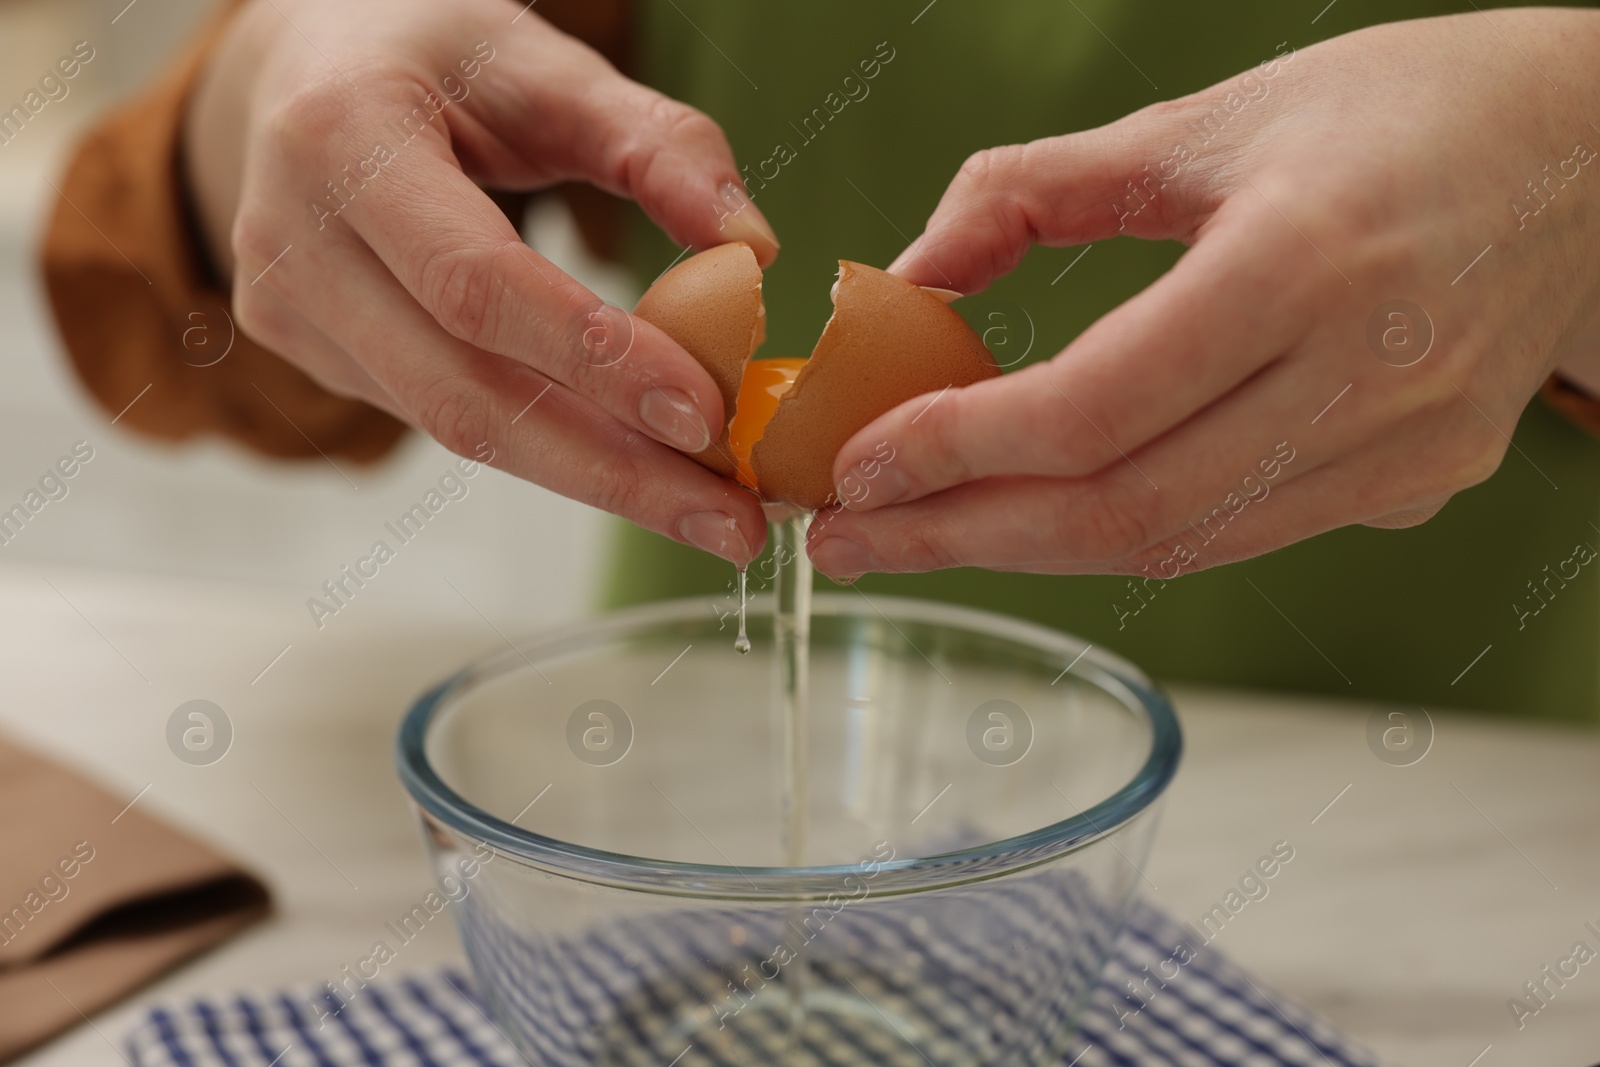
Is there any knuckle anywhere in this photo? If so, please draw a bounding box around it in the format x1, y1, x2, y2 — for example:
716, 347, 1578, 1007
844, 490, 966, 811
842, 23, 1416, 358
652, 97, 722, 146
1122, 538, 1181, 577
1136, 95, 1197, 128
544, 288, 641, 408
554, 289, 618, 388
584, 444, 648, 518
1034, 405, 1087, 474
260, 72, 359, 154
1067, 479, 1160, 561
955, 149, 993, 188
231, 213, 288, 293
915, 397, 976, 485
1363, 416, 1503, 530
1048, 383, 1125, 476
617, 97, 727, 188
412, 378, 492, 460
420, 242, 514, 351
902, 520, 965, 572
955, 144, 1025, 195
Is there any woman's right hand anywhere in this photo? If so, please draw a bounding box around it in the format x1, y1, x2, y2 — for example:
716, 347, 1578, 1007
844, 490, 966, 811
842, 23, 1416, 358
184, 0, 777, 564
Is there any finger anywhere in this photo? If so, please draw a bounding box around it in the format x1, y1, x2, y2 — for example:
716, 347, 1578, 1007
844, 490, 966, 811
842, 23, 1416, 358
311, 152, 726, 457
884, 100, 1222, 293
812, 379, 1499, 578
462, 19, 780, 263
811, 352, 1318, 575
1109, 418, 1502, 577
243, 226, 767, 564
815, 344, 1352, 574
833, 196, 1325, 506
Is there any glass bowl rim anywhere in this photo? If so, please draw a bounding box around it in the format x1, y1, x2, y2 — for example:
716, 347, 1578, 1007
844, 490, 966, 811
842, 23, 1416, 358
396, 593, 1182, 898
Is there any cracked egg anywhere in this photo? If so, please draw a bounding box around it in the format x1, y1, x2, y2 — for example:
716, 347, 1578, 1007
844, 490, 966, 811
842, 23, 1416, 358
635, 242, 1000, 508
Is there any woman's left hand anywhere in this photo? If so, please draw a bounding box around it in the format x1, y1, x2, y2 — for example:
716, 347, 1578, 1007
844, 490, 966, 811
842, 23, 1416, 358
809, 9, 1600, 580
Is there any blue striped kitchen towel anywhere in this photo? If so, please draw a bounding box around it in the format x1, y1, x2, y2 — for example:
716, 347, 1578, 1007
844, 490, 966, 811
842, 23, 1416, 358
124, 899, 1383, 1067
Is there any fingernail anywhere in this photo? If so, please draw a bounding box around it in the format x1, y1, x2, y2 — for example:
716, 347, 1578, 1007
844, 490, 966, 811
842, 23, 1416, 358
678, 511, 753, 565
717, 183, 781, 264
811, 536, 879, 579
640, 387, 713, 452
921, 286, 963, 304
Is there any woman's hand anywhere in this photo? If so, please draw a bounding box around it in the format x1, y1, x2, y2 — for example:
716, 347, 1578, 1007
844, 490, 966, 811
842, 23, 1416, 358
185, 0, 778, 564
810, 10, 1600, 580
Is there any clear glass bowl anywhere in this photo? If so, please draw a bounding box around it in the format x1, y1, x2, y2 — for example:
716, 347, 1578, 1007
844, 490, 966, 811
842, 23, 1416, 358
397, 594, 1181, 1067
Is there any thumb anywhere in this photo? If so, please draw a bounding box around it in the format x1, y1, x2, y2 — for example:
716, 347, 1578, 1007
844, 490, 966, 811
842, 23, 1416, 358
886, 103, 1223, 293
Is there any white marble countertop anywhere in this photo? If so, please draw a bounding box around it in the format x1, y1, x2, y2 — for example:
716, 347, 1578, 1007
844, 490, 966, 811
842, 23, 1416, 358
2, 560, 1595, 1067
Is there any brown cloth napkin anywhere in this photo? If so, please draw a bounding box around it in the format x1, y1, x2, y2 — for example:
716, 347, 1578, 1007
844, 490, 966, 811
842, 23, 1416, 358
0, 735, 270, 1062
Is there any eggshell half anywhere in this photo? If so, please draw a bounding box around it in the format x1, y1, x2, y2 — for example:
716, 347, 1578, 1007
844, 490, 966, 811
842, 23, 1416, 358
752, 262, 1000, 508
633, 242, 763, 477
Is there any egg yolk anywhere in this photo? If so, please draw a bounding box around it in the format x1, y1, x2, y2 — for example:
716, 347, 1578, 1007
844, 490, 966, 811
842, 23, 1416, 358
728, 357, 807, 490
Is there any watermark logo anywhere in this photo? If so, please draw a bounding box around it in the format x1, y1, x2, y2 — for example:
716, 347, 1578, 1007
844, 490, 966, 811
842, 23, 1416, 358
1366, 299, 1433, 367
726, 41, 897, 204
166, 699, 233, 766
966, 699, 1033, 767
179, 306, 235, 367
1512, 139, 1596, 232
567, 699, 633, 766
307, 449, 491, 631
1, 40, 96, 151
0, 440, 95, 548
710, 841, 896, 1031
0, 840, 96, 948
1507, 920, 1600, 1031
962, 295, 1035, 369
1365, 707, 1433, 767
309, 839, 496, 1029
828, 440, 896, 511
579, 304, 635, 368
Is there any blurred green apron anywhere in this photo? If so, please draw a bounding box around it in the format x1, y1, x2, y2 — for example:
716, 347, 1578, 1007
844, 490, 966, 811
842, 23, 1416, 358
605, 0, 1600, 722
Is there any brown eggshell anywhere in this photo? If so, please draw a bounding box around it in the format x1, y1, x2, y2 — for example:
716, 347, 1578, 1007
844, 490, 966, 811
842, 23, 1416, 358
633, 243, 763, 477
752, 262, 1000, 508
